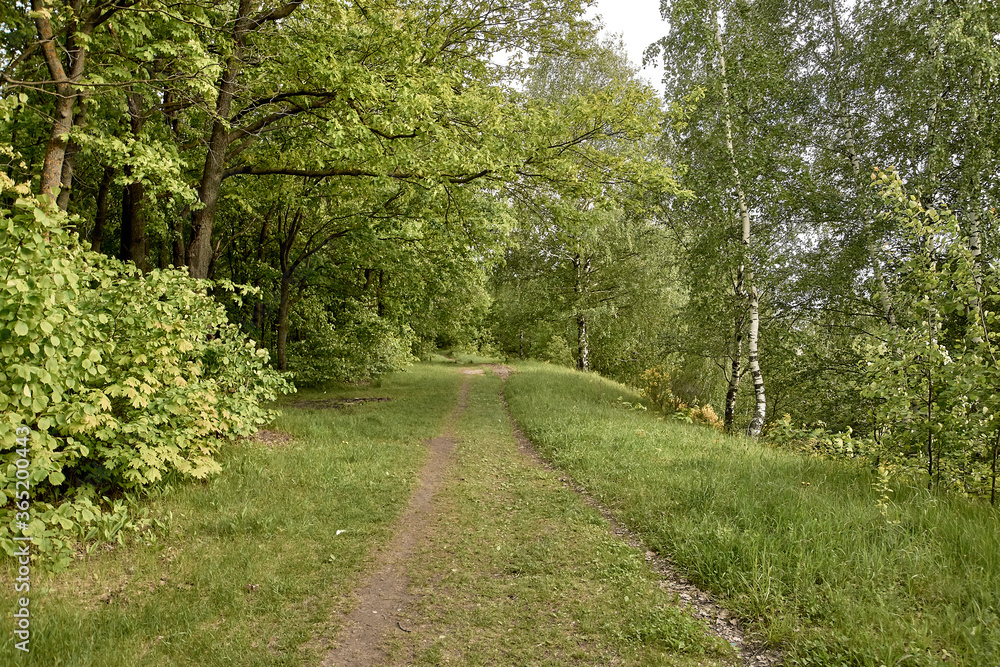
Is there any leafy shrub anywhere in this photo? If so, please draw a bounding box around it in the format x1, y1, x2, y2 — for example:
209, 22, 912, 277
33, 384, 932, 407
765, 414, 874, 460
0, 186, 291, 567
686, 403, 723, 429
538, 334, 575, 367
287, 294, 416, 385
638, 367, 685, 412
639, 367, 722, 429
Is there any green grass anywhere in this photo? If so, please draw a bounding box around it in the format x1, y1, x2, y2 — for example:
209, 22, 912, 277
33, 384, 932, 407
383, 369, 732, 666
0, 364, 462, 666
504, 363, 1000, 667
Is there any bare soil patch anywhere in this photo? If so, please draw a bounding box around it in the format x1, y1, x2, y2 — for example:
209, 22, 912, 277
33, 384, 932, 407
488, 363, 515, 380
497, 384, 783, 667
320, 378, 470, 666
252, 429, 294, 447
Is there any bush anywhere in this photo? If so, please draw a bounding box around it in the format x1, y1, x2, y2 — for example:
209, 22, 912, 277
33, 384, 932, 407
287, 295, 416, 385
638, 367, 684, 412
0, 186, 291, 567
638, 367, 722, 429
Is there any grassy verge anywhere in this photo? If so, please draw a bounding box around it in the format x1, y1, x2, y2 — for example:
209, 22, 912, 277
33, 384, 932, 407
386, 369, 733, 666
504, 363, 1000, 667
0, 364, 461, 666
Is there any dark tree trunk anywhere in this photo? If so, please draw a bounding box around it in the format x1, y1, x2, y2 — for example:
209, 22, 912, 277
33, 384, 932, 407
120, 179, 148, 270
120, 93, 148, 270
277, 273, 292, 371
253, 213, 270, 335
724, 322, 743, 434
377, 271, 386, 317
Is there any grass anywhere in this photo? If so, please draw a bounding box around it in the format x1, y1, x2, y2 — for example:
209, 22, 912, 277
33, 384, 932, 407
382, 368, 732, 666
504, 362, 1000, 667
433, 348, 504, 365
0, 364, 462, 666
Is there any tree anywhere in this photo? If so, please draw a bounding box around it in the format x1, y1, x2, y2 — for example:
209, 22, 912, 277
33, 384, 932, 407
489, 35, 685, 376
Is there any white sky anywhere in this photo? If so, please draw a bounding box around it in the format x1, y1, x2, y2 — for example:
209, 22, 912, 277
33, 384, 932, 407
589, 0, 668, 91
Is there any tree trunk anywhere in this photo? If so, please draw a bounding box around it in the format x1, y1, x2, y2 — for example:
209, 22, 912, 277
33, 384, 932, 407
962, 69, 985, 343
40, 94, 76, 201
724, 318, 742, 433
187, 0, 258, 278
119, 93, 149, 270
56, 141, 77, 211
253, 213, 270, 336
715, 13, 766, 436
377, 271, 386, 317
188, 120, 231, 277
577, 311, 589, 371
277, 273, 292, 371
120, 179, 148, 270
33, 1, 84, 202
746, 285, 766, 437
991, 426, 999, 506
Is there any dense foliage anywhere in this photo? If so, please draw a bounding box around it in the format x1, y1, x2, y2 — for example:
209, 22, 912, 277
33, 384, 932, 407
0, 182, 289, 566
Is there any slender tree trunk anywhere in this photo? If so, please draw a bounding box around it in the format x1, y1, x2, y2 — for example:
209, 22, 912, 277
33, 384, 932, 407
377, 271, 386, 317
120, 93, 149, 270
172, 208, 187, 268
962, 69, 985, 344
715, 13, 766, 436
277, 273, 292, 371
577, 312, 589, 371
724, 321, 743, 434
926, 366, 934, 490
991, 426, 999, 506
746, 285, 765, 436
253, 214, 270, 336
574, 254, 591, 371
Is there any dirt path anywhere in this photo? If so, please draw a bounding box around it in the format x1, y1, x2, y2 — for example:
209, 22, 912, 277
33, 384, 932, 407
320, 375, 471, 667
321, 365, 779, 666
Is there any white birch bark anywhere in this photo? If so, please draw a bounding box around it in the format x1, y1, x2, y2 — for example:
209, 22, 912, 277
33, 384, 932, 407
714, 11, 765, 436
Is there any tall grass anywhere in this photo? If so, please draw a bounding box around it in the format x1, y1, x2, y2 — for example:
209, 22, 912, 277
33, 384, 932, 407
505, 363, 1000, 667
0, 365, 461, 666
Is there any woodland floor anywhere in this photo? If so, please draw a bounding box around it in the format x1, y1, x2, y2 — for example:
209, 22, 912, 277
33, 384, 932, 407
316, 365, 779, 667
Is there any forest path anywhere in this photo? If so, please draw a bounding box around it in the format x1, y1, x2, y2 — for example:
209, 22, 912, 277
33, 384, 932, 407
320, 371, 476, 666
321, 365, 774, 666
